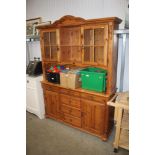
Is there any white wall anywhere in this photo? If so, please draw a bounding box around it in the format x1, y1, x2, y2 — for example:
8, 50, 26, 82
26, 0, 129, 91
26, 0, 127, 28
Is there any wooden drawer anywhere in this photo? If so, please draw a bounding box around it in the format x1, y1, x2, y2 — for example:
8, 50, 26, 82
81, 93, 96, 100
69, 90, 80, 97
92, 95, 105, 103
43, 84, 59, 92
60, 104, 81, 118
60, 94, 70, 105
62, 113, 81, 127
81, 93, 105, 103
70, 97, 81, 109
60, 88, 70, 94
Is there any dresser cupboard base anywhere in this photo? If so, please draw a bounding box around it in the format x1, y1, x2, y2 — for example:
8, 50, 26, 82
42, 81, 114, 141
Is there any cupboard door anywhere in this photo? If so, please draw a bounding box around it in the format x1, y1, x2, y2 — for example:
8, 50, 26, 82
45, 90, 59, 117
94, 26, 108, 66
82, 25, 108, 66
83, 28, 94, 63
43, 32, 50, 60
42, 30, 60, 61
81, 99, 105, 135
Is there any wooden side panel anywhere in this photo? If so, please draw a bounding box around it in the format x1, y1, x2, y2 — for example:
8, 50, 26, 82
111, 26, 119, 93
106, 23, 119, 94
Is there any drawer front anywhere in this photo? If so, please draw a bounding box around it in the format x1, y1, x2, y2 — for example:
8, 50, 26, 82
69, 90, 80, 97
61, 104, 81, 118
81, 93, 94, 100
70, 97, 81, 109
92, 95, 105, 103
60, 88, 70, 94
81, 93, 105, 103
43, 84, 59, 92
60, 94, 70, 105
62, 113, 81, 127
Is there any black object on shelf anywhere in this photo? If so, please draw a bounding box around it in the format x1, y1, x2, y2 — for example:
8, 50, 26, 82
46, 72, 60, 84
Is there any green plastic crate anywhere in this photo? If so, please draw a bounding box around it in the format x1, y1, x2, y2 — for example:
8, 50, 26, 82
80, 67, 107, 92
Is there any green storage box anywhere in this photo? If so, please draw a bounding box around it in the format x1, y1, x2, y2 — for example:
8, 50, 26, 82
80, 67, 107, 92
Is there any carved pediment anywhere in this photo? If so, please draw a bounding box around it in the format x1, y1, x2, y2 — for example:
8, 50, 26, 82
52, 15, 86, 26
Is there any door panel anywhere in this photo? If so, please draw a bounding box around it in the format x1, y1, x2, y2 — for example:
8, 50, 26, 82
82, 25, 108, 66
45, 90, 59, 116
42, 30, 59, 61
82, 100, 91, 130
82, 99, 105, 134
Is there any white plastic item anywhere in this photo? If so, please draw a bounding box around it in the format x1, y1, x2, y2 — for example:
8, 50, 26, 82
26, 75, 45, 119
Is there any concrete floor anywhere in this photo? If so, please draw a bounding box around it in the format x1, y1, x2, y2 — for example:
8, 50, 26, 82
26, 112, 129, 155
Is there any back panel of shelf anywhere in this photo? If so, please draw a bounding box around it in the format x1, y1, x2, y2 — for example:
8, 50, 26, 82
60, 27, 81, 63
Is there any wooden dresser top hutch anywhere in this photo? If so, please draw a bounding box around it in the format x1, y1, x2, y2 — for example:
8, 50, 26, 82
37, 15, 122, 140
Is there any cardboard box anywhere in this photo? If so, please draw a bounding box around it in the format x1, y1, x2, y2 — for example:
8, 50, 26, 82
60, 69, 81, 89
